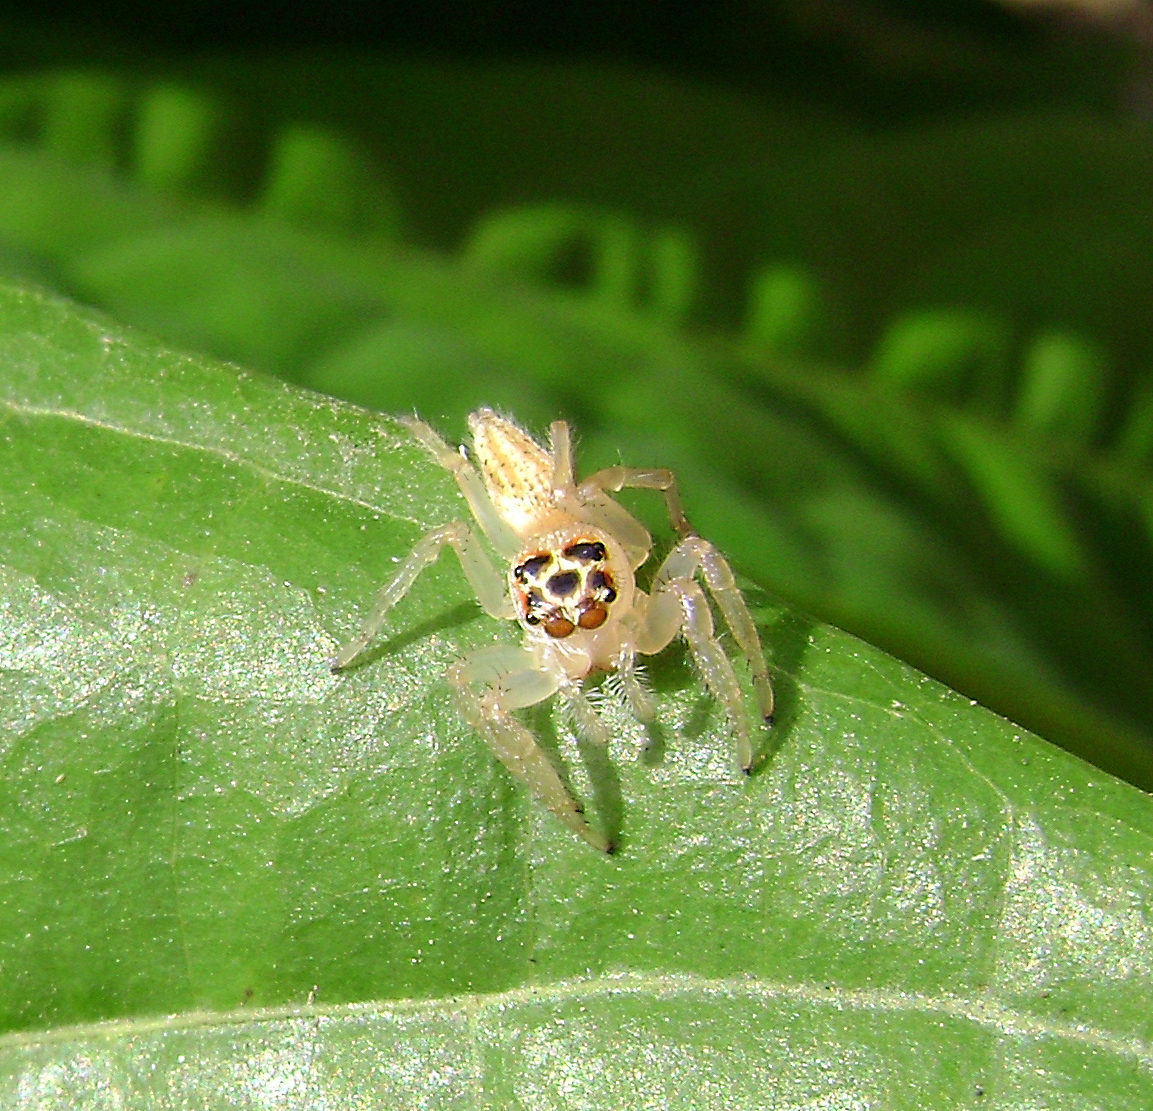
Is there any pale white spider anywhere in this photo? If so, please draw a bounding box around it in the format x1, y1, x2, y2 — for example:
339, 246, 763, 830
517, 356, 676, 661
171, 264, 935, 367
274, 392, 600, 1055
332, 409, 774, 852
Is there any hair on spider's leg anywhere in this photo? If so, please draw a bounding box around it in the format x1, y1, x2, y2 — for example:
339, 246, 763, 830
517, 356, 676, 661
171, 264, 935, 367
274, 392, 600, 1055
616, 653, 656, 725
615, 654, 667, 766
557, 682, 614, 747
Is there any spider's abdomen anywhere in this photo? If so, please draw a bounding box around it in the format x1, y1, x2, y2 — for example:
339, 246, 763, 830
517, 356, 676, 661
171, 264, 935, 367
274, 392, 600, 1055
513, 538, 619, 639
469, 408, 555, 536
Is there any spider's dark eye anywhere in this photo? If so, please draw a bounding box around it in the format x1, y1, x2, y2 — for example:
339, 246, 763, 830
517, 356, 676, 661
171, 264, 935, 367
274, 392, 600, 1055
546, 570, 580, 598
514, 554, 552, 582
563, 540, 607, 563
588, 569, 617, 602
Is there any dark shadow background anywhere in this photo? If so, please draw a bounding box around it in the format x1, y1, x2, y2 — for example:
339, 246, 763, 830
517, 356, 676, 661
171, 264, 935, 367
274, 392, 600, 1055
0, 0, 1139, 119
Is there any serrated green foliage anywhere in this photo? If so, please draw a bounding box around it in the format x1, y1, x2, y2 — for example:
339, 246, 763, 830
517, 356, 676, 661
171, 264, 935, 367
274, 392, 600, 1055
1015, 330, 1109, 447
42, 72, 126, 169
1, 283, 1152, 1106
463, 203, 697, 324
744, 263, 828, 359
869, 308, 1011, 406
133, 84, 225, 196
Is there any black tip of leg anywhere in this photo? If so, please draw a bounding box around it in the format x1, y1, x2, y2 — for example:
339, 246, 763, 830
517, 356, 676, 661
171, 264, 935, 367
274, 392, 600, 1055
764, 713, 775, 728
604, 840, 617, 855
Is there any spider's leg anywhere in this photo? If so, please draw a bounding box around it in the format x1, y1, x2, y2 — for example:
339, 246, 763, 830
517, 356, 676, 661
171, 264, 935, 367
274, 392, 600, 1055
616, 650, 656, 725
549, 419, 575, 493
400, 415, 520, 557
666, 578, 758, 772
578, 465, 692, 538
450, 647, 613, 853
655, 537, 774, 727
331, 521, 512, 671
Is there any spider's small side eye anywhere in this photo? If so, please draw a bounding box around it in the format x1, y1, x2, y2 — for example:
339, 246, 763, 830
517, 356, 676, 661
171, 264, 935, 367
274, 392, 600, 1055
588, 569, 617, 602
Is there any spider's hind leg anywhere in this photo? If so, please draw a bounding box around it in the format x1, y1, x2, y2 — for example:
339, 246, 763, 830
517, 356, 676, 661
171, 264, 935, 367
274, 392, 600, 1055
450, 646, 613, 853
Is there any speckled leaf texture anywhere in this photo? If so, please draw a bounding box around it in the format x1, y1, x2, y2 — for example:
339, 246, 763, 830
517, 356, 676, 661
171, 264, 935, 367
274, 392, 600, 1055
1, 282, 1151, 1109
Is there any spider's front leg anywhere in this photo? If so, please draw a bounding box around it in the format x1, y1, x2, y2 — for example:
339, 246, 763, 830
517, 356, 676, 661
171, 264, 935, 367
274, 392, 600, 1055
450, 646, 613, 853
642, 537, 774, 772
331, 520, 513, 671
577, 464, 693, 538
400, 415, 521, 556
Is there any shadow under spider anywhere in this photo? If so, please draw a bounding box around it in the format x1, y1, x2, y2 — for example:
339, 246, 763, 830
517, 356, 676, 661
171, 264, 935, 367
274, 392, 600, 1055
754, 606, 815, 765
335, 593, 815, 846
525, 700, 625, 851
335, 601, 480, 671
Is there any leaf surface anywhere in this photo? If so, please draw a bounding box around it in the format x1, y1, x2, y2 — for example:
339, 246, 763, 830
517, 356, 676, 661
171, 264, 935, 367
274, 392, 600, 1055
1, 285, 1152, 1108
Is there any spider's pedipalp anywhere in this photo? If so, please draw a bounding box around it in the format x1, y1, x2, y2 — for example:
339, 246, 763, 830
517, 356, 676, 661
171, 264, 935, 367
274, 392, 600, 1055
557, 680, 615, 747
616, 652, 657, 725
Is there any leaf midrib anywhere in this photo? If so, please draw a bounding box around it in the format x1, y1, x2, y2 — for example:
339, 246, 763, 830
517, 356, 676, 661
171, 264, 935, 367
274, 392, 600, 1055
1, 971, 1148, 1065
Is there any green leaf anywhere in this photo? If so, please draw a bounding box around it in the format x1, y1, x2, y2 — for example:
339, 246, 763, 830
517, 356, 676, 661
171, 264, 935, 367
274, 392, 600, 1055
2, 281, 1152, 1106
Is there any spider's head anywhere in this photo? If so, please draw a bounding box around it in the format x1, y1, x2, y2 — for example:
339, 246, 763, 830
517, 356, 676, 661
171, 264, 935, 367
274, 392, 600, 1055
512, 537, 620, 639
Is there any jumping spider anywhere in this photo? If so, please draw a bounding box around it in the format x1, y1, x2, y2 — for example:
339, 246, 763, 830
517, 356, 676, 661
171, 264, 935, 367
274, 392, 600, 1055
332, 409, 774, 852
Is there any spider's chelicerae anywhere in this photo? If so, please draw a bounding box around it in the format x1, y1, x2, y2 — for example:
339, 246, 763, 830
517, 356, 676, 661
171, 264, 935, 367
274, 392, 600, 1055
332, 409, 773, 853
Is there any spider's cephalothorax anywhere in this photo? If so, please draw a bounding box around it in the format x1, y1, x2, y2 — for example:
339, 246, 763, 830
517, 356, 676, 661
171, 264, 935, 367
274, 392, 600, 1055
513, 537, 619, 638
332, 408, 774, 853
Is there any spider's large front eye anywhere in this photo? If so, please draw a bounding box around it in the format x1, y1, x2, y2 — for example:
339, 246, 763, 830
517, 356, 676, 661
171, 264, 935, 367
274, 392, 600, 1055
543, 615, 576, 638
577, 601, 608, 630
